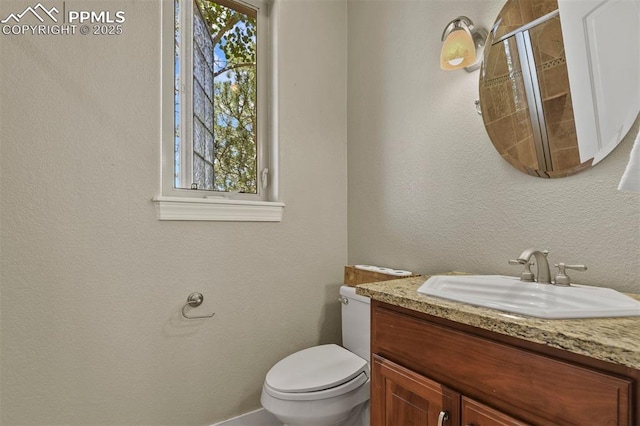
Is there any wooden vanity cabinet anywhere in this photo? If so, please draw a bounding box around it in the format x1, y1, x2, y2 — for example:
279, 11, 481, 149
371, 301, 639, 426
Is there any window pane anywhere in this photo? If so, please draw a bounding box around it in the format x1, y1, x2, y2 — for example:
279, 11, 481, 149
175, 0, 258, 193
174, 0, 181, 188
199, 0, 258, 194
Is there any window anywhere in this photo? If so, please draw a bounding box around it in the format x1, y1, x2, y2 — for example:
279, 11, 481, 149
155, 0, 283, 221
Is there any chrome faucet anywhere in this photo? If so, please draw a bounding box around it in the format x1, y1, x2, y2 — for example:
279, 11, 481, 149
515, 249, 551, 284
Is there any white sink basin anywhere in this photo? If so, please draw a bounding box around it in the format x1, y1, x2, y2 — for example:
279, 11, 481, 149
417, 275, 640, 319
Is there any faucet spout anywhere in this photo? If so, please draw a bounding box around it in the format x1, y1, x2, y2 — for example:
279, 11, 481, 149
517, 249, 551, 284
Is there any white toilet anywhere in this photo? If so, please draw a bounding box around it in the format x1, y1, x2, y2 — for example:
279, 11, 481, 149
261, 286, 371, 426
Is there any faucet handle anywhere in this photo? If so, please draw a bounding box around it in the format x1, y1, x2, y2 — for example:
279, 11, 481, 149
509, 259, 535, 282
553, 263, 587, 286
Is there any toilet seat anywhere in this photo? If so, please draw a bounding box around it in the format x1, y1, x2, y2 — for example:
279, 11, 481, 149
264, 344, 369, 401
264, 371, 368, 401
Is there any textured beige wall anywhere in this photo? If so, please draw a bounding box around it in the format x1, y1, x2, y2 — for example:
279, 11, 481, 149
347, 0, 640, 293
0, 0, 347, 424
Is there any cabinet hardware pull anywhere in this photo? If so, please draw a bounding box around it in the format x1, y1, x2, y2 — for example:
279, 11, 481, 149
437, 410, 449, 426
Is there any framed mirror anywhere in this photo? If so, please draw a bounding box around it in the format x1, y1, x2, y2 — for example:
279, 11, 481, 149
479, 0, 640, 178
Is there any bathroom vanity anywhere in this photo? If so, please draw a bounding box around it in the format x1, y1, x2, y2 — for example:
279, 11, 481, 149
356, 277, 640, 425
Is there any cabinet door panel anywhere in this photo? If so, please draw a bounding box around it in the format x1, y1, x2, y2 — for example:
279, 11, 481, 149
372, 355, 459, 426
386, 382, 429, 425
462, 397, 528, 426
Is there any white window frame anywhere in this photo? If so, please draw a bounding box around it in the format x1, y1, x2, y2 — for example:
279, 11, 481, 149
154, 0, 283, 221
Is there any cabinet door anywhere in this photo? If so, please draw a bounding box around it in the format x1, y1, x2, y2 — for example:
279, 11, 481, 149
462, 397, 528, 426
372, 355, 460, 426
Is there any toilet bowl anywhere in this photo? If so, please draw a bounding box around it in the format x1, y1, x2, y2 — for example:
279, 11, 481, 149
261, 286, 371, 426
261, 344, 369, 425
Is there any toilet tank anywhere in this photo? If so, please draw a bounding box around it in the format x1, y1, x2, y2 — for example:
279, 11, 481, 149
340, 285, 371, 362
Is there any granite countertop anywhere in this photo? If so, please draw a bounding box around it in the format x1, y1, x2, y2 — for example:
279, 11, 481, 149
356, 276, 640, 370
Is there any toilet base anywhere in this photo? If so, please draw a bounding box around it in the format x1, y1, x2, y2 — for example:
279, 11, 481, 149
261, 382, 369, 426
274, 401, 368, 426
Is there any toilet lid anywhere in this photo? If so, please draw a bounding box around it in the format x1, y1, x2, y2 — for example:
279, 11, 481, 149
265, 344, 368, 393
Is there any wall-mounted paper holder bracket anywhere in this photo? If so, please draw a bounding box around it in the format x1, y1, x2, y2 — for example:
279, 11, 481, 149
181, 292, 215, 320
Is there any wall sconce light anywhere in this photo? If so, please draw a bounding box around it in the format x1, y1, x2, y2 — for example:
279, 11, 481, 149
440, 16, 487, 72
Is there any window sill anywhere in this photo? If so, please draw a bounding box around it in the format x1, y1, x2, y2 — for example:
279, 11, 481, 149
152, 196, 284, 222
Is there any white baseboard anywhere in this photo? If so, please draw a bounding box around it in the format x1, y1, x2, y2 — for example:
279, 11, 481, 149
212, 408, 282, 426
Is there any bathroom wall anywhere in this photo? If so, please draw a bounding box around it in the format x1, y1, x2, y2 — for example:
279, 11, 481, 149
347, 0, 640, 293
0, 0, 347, 424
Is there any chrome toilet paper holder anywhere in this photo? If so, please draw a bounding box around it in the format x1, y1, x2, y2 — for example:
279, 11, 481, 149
181, 292, 215, 320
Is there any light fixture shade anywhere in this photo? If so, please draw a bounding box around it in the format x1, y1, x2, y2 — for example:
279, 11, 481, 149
440, 16, 487, 72
440, 27, 476, 70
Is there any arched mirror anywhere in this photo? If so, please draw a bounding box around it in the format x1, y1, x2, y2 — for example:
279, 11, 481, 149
479, 0, 640, 178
